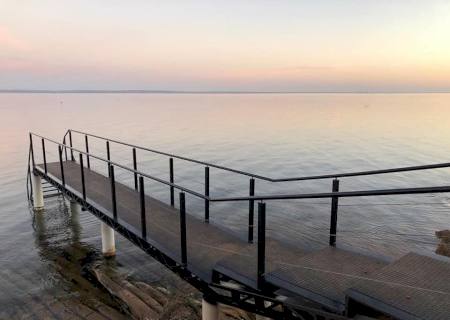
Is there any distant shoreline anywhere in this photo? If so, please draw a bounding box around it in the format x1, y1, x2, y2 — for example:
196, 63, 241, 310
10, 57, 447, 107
1, 89, 449, 94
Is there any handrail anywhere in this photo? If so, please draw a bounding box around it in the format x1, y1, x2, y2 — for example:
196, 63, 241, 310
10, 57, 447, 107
31, 132, 450, 203
69, 129, 450, 182
31, 133, 206, 199
210, 185, 450, 202
69, 129, 271, 181
272, 162, 450, 182
30, 130, 450, 271
62, 129, 70, 143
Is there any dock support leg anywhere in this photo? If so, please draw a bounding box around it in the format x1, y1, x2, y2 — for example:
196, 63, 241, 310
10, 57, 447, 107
101, 222, 116, 257
70, 200, 81, 215
255, 300, 272, 320
202, 297, 219, 320
32, 174, 44, 210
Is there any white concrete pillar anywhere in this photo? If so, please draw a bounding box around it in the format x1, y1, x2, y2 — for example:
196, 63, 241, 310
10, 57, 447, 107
70, 200, 81, 215
202, 298, 219, 320
69, 200, 81, 244
101, 222, 116, 257
32, 174, 44, 210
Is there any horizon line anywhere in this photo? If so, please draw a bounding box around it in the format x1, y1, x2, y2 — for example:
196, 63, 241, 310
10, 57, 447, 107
1, 89, 450, 94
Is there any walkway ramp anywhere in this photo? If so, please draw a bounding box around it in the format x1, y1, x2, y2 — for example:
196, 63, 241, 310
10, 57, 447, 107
36, 161, 450, 319
39, 160, 390, 314
39, 161, 250, 282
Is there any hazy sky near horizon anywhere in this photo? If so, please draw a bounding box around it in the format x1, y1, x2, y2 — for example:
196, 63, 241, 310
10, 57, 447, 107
1, 1, 450, 92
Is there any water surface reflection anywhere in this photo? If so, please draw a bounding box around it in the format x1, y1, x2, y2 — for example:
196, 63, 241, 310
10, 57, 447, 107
0, 93, 449, 315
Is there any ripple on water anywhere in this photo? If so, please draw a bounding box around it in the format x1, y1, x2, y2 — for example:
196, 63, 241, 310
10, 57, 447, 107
0, 93, 449, 314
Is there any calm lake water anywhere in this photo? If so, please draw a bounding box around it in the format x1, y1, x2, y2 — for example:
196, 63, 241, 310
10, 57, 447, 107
0, 93, 449, 315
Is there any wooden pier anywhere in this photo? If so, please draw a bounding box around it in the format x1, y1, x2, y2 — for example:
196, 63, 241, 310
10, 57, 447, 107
27, 130, 450, 320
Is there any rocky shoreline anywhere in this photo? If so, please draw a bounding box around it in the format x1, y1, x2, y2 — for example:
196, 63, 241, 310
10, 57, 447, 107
92, 265, 254, 320
8, 241, 254, 320
436, 229, 450, 257
7, 223, 449, 319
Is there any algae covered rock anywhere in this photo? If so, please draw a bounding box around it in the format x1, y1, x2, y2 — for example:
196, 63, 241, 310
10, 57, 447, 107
436, 229, 450, 257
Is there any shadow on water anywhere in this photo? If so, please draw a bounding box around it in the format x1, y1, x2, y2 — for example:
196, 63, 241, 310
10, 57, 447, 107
2, 93, 450, 318
0, 196, 129, 319
0, 193, 203, 319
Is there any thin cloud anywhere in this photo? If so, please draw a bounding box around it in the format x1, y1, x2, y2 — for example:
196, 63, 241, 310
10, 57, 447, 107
0, 25, 28, 51
286, 66, 335, 71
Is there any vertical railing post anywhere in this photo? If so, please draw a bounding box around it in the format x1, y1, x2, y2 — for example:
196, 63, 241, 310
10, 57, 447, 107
106, 141, 111, 176
80, 154, 86, 201
169, 158, 174, 206
28, 166, 33, 202
139, 176, 147, 239
248, 178, 255, 243
133, 148, 138, 190
26, 171, 30, 201
204, 166, 210, 222
29, 133, 35, 168
63, 136, 68, 161
69, 130, 74, 161
257, 202, 266, 290
41, 138, 47, 174
109, 165, 117, 221
58, 146, 65, 187
106, 141, 111, 161
329, 179, 340, 246
179, 192, 187, 266
85, 135, 90, 169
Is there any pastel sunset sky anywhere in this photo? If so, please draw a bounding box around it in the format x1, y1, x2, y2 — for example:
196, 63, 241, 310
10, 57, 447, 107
1, 1, 450, 92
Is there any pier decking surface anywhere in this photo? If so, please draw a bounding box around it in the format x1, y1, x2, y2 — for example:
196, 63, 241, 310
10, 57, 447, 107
347, 252, 450, 320
36, 161, 450, 320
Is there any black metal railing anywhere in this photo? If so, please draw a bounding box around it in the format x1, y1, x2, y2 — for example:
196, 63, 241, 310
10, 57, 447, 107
63, 129, 450, 242
28, 131, 450, 293
66, 129, 450, 182
26, 140, 34, 203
